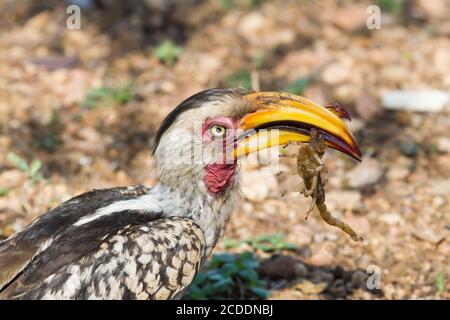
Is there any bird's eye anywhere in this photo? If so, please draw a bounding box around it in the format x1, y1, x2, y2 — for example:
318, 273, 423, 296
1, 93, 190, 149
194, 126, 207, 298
210, 125, 227, 138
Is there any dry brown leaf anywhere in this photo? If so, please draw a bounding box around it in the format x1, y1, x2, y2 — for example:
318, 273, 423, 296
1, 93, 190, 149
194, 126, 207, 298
294, 280, 328, 295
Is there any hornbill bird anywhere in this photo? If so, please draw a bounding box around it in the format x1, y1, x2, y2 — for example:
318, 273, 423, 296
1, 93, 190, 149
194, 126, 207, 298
0, 88, 361, 299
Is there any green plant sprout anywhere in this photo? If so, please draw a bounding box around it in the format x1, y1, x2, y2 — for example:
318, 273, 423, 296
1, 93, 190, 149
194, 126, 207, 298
7, 153, 42, 183
82, 85, 135, 110
0, 187, 8, 197
226, 69, 252, 90
154, 40, 183, 66
223, 233, 298, 252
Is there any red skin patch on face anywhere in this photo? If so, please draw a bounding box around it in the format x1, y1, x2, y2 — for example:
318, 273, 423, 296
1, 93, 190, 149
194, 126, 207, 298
202, 116, 239, 195
205, 163, 237, 195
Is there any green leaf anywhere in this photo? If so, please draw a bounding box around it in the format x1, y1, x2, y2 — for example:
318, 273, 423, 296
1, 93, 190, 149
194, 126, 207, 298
82, 85, 135, 109
227, 69, 252, 90
377, 0, 403, 14
29, 159, 42, 177
251, 287, 270, 298
219, 0, 234, 10
222, 237, 241, 249
213, 253, 236, 263
239, 269, 258, 281
221, 263, 239, 276
188, 286, 206, 300
208, 273, 227, 282
184, 252, 267, 300
247, 233, 297, 252
435, 273, 446, 293
39, 131, 59, 152
240, 257, 259, 270
87, 87, 111, 99
212, 278, 233, 289
28, 159, 42, 182
0, 187, 8, 197
283, 77, 310, 95
82, 87, 111, 109
255, 244, 273, 252
247, 0, 266, 8
205, 269, 220, 278
192, 273, 207, 284
113, 87, 134, 104
154, 40, 183, 66
255, 234, 270, 241
7, 152, 29, 172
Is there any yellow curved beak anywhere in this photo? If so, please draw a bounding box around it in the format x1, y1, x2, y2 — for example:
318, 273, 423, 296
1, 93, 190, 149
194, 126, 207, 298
234, 91, 362, 161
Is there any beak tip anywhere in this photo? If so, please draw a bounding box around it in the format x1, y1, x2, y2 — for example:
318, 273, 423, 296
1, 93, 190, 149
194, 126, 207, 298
350, 143, 363, 162
343, 136, 362, 161
354, 151, 363, 162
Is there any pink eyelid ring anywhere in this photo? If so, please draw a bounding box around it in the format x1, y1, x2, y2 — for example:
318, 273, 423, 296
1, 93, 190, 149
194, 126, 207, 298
201, 117, 237, 140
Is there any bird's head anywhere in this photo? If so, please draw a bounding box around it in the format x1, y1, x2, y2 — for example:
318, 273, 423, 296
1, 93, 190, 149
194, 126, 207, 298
153, 88, 361, 198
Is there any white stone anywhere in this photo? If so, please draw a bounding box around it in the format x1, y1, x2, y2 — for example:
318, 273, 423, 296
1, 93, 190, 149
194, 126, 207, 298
379, 212, 404, 226
382, 89, 449, 113
325, 190, 363, 211
346, 158, 383, 189
437, 137, 450, 153
429, 179, 450, 196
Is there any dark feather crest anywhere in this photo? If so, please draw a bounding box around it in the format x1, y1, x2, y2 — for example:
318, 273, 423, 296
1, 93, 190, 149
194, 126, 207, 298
152, 88, 249, 154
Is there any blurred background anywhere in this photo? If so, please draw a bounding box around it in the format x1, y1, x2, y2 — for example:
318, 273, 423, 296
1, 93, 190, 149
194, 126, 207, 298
0, 0, 449, 299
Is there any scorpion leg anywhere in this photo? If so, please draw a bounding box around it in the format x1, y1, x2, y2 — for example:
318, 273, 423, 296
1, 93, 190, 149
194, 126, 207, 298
301, 172, 318, 197
279, 154, 297, 158
281, 180, 306, 197
305, 194, 316, 220
276, 170, 298, 177
301, 173, 319, 220
313, 153, 323, 165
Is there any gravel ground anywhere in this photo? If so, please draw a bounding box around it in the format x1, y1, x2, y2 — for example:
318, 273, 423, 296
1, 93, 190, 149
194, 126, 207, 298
0, 0, 449, 299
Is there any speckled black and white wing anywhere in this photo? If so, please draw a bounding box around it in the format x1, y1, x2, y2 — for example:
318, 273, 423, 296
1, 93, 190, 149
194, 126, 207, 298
0, 217, 205, 300
0, 186, 154, 292
0, 185, 206, 300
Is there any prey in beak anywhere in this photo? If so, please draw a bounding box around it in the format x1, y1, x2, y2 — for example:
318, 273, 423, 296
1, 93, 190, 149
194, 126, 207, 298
234, 91, 361, 161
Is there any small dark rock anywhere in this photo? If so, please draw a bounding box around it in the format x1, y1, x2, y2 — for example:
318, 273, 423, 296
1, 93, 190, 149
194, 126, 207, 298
400, 141, 420, 158
333, 265, 345, 279
327, 279, 348, 298
294, 262, 309, 278
259, 255, 307, 280
350, 270, 368, 289
296, 246, 312, 258
310, 269, 334, 284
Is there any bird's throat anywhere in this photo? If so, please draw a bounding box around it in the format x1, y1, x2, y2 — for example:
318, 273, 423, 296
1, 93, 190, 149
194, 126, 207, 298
204, 163, 237, 196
